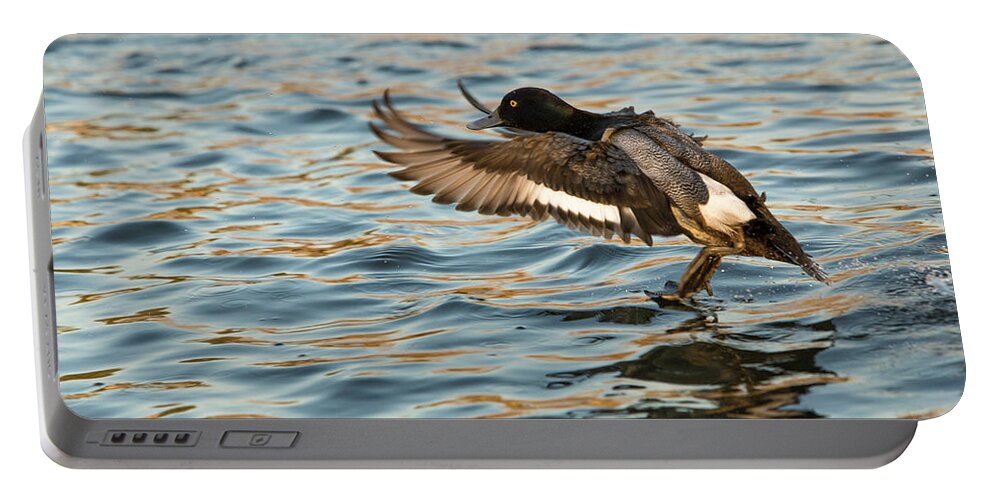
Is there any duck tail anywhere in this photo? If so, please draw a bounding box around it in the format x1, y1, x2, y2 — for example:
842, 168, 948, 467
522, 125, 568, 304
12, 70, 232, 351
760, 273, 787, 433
742, 214, 829, 283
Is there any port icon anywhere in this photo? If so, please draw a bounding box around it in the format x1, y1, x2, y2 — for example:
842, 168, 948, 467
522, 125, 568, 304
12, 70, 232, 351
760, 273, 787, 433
220, 431, 298, 448
249, 434, 272, 446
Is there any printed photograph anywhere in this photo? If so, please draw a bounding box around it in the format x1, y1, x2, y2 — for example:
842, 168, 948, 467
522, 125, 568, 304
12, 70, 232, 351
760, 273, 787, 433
44, 34, 964, 419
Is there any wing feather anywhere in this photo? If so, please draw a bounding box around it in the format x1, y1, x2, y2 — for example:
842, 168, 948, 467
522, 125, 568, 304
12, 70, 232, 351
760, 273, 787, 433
371, 93, 684, 244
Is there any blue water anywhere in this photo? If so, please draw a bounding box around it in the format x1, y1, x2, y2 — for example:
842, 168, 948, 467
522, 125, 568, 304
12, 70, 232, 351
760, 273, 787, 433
44, 34, 964, 419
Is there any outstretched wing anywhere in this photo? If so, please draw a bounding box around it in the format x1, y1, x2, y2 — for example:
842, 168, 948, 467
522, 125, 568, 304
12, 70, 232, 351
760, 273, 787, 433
370, 92, 681, 245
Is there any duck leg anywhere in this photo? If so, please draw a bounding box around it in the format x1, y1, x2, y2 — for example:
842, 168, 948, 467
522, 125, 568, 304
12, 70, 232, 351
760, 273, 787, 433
678, 247, 726, 297
648, 246, 738, 302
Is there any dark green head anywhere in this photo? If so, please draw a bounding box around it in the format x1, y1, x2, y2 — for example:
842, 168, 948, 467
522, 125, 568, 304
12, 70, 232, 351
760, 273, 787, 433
467, 87, 583, 133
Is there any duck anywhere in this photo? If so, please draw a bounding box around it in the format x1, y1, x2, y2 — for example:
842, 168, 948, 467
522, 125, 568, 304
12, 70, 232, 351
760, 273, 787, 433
369, 81, 828, 301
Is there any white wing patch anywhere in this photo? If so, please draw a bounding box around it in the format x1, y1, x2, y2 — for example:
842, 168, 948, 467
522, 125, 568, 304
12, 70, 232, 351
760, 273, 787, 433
506, 176, 633, 239
406, 164, 649, 242
697, 173, 756, 234
532, 181, 621, 226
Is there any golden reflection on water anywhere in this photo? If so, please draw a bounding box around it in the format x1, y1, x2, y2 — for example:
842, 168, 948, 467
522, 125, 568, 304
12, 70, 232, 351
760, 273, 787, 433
52, 219, 95, 228
713, 142, 861, 155
728, 294, 866, 327
418, 371, 844, 419
59, 368, 122, 382
433, 366, 501, 375
47, 120, 179, 141
64, 381, 208, 401
418, 346, 849, 418
291, 328, 449, 349
529, 351, 641, 363
56, 265, 122, 275
208, 223, 281, 234
254, 348, 479, 369
97, 307, 170, 325
695, 373, 848, 419
147, 405, 197, 418
73, 286, 148, 305
418, 391, 633, 419
768, 125, 896, 144
178, 357, 233, 363
206, 232, 423, 259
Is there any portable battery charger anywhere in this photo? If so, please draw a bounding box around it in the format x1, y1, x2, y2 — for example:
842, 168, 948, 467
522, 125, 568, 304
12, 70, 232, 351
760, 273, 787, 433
26, 33, 964, 468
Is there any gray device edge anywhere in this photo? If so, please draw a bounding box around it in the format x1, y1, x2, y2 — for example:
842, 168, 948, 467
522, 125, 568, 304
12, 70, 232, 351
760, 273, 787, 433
26, 97, 917, 469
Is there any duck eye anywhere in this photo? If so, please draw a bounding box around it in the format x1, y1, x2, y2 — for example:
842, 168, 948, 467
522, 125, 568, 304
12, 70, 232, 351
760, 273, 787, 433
509, 100, 518, 108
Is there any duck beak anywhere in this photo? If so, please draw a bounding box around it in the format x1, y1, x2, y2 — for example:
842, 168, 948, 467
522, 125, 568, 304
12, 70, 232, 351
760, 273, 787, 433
467, 110, 504, 130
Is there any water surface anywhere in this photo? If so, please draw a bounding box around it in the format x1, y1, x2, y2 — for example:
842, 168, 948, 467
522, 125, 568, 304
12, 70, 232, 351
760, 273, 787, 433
44, 34, 964, 419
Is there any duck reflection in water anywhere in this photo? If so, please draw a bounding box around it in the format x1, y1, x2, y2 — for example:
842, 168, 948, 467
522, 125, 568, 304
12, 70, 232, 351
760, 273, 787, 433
546, 310, 842, 418
371, 82, 829, 303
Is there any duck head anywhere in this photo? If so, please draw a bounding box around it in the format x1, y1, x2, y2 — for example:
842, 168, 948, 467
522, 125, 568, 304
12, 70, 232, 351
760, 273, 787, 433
467, 87, 584, 133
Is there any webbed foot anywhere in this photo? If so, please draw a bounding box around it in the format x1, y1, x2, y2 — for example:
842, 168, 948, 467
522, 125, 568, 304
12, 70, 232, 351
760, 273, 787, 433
644, 290, 688, 304
643, 281, 701, 309
643, 280, 681, 302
